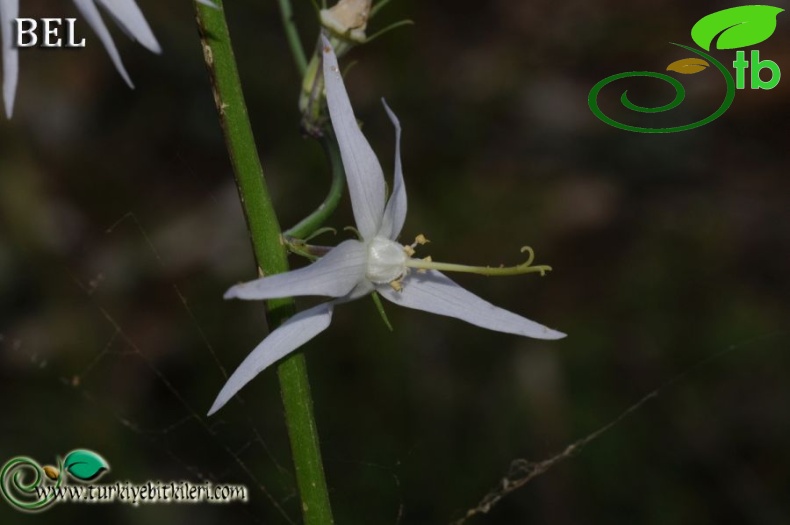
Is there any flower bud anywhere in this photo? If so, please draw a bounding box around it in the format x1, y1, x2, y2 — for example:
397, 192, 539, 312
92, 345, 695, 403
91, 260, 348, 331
320, 0, 372, 43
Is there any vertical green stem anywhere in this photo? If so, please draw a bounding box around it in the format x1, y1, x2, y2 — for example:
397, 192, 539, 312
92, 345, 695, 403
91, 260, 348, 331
194, 2, 334, 524
276, 0, 308, 75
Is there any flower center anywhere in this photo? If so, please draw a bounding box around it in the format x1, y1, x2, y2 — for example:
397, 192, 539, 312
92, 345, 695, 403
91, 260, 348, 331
366, 236, 408, 284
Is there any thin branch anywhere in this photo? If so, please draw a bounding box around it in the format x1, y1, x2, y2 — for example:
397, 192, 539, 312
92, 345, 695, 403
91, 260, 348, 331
276, 0, 308, 74
284, 133, 346, 238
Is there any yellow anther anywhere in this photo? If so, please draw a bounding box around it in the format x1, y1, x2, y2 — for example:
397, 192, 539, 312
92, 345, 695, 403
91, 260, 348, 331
403, 245, 415, 256
416, 256, 432, 274
389, 280, 403, 292
414, 234, 430, 246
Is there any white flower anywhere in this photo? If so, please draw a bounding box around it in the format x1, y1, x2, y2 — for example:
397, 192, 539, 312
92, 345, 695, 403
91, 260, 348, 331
208, 37, 565, 416
0, 0, 216, 117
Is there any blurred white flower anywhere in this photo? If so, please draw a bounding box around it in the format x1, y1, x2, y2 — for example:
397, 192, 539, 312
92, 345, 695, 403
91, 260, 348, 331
208, 36, 565, 416
0, 0, 216, 117
320, 0, 371, 43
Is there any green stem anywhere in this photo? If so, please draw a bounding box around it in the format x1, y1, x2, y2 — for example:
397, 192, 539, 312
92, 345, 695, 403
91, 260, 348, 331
371, 0, 394, 18
276, 0, 308, 75
194, 2, 334, 524
285, 134, 345, 239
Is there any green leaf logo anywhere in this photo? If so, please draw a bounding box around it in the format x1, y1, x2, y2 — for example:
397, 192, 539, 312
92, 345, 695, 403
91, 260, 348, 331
62, 450, 109, 482
691, 5, 784, 51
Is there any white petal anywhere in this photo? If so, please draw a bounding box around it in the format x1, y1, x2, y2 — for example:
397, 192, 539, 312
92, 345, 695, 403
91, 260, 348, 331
344, 278, 375, 302
72, 0, 133, 86
208, 302, 334, 415
378, 270, 566, 340
321, 36, 386, 240
1, 0, 19, 118
378, 99, 407, 240
96, 0, 161, 53
196, 0, 217, 6
225, 239, 367, 300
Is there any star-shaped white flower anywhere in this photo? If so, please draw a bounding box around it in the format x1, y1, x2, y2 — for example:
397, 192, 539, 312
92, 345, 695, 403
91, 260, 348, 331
208, 37, 565, 416
0, 0, 215, 117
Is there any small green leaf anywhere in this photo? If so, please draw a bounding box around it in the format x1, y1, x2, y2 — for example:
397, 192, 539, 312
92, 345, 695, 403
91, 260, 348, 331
691, 6, 784, 51
371, 292, 394, 332
63, 450, 109, 481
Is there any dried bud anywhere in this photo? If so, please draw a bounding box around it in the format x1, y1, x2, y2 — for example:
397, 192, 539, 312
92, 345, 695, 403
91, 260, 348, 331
43, 466, 60, 480
320, 0, 372, 43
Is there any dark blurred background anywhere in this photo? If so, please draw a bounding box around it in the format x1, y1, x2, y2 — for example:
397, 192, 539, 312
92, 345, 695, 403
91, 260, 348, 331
2, 0, 789, 523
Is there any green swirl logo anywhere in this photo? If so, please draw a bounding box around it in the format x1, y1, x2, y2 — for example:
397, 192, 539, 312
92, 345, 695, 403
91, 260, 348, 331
1, 450, 109, 513
589, 5, 784, 133
0, 457, 62, 512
